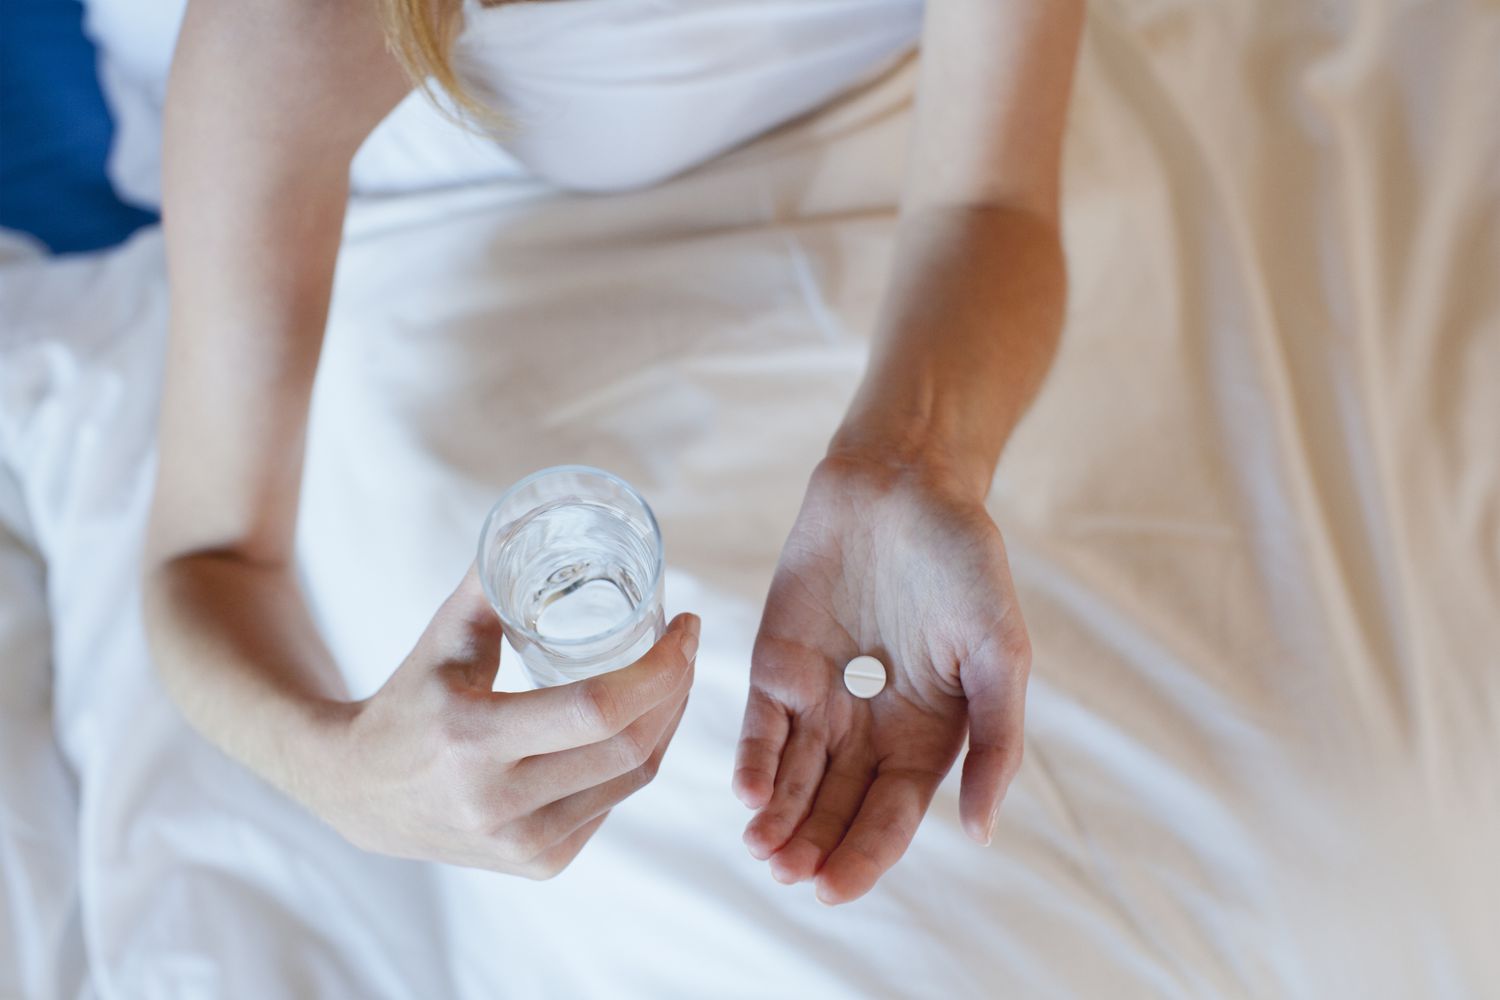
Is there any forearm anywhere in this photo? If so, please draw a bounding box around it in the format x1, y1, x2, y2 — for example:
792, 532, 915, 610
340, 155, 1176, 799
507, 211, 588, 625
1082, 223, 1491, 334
832, 0, 1080, 498
832, 203, 1066, 499
143, 556, 353, 804
142, 0, 409, 792
150, 143, 349, 800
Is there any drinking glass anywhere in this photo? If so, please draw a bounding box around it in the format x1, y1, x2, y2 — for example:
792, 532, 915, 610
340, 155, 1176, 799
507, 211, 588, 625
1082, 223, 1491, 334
478, 465, 665, 687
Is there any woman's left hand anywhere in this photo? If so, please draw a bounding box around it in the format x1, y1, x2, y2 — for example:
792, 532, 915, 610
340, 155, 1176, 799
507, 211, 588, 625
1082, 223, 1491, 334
734, 453, 1032, 904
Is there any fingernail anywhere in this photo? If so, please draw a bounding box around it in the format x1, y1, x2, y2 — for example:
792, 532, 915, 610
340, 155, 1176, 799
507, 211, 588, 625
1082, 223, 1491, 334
743, 828, 771, 861
985, 803, 1000, 846
678, 615, 701, 662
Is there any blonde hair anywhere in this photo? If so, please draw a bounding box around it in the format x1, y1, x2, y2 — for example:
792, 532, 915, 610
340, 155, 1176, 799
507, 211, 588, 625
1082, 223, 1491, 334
377, 0, 517, 127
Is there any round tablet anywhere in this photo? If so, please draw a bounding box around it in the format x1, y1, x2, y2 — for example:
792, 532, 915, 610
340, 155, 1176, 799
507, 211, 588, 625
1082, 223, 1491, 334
843, 655, 887, 699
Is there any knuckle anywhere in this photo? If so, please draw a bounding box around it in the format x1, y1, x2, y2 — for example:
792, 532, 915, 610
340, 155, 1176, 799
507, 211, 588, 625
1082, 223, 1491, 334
484, 786, 522, 829
1004, 741, 1026, 780
621, 759, 656, 796
757, 808, 790, 832
573, 681, 621, 737
492, 823, 540, 865
435, 698, 499, 758
459, 787, 517, 837
841, 837, 887, 873
1002, 628, 1033, 674
452, 796, 493, 837
779, 779, 812, 804
520, 853, 568, 881
613, 726, 654, 773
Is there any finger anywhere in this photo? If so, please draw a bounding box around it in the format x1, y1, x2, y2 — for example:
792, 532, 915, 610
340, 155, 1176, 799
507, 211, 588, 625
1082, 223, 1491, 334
491, 612, 699, 756
768, 752, 874, 884
506, 655, 692, 806
814, 768, 941, 905
419, 562, 506, 687
742, 721, 827, 861
517, 812, 611, 881
958, 626, 1030, 845
733, 688, 789, 809
510, 694, 689, 856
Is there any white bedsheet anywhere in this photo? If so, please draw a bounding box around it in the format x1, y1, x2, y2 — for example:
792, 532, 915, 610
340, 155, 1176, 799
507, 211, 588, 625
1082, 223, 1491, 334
3, 2, 1498, 997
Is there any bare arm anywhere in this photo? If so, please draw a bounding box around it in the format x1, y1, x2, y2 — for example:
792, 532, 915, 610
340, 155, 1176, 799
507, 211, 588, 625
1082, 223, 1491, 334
147, 0, 700, 872
738, 0, 1084, 903
834, 0, 1084, 492
146, 0, 409, 795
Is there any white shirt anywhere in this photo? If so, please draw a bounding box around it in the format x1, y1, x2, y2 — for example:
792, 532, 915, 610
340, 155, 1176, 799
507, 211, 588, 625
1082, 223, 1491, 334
84, 0, 923, 206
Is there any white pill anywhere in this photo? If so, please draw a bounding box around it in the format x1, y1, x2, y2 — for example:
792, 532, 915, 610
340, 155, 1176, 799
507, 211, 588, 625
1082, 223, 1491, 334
843, 655, 887, 699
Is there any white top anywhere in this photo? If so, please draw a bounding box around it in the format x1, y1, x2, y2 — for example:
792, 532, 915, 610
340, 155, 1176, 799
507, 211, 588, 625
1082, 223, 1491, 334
83, 0, 923, 207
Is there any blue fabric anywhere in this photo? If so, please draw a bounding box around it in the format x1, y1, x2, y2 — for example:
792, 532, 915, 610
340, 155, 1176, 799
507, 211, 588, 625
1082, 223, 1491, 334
0, 0, 156, 254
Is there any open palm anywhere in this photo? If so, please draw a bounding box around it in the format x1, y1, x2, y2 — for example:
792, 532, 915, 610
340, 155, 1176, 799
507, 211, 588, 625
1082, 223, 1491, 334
735, 457, 1032, 904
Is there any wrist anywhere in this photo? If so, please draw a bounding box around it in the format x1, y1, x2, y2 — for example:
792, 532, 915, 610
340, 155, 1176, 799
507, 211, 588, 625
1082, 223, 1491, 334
144, 555, 363, 806
834, 204, 1066, 502
275, 695, 362, 808
826, 416, 998, 503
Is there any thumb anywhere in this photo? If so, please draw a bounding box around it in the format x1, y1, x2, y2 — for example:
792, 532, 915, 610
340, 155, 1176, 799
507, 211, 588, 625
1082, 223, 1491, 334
957, 627, 1031, 845
415, 561, 506, 689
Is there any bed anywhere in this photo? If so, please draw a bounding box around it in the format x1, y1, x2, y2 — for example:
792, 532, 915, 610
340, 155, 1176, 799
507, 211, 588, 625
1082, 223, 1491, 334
2, 1, 1497, 996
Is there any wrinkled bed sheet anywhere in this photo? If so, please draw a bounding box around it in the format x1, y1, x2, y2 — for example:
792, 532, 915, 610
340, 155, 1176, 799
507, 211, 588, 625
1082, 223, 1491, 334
2, 2, 1498, 997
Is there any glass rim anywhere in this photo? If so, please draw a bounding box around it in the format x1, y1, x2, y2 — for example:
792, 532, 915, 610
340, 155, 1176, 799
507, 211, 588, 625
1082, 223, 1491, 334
477, 464, 665, 649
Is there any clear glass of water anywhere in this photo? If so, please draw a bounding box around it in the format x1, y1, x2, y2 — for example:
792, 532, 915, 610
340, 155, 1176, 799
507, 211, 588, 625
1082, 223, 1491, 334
477, 465, 665, 688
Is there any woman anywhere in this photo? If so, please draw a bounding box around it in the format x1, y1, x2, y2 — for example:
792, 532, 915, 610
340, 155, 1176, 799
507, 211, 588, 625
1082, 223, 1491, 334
143, 0, 1082, 907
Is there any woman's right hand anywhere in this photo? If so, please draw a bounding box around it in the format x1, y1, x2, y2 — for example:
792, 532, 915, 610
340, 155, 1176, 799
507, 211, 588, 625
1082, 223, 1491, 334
305, 566, 698, 878
156, 0, 701, 881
